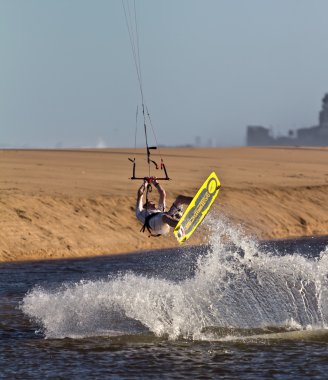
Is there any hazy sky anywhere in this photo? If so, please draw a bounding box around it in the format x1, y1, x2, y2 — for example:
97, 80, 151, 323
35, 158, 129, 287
1, 0, 328, 148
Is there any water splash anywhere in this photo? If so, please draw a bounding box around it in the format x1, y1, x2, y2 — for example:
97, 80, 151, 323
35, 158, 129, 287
21, 217, 328, 340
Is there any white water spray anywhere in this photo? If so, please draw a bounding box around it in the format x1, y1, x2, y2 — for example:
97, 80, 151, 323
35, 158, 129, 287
21, 217, 328, 340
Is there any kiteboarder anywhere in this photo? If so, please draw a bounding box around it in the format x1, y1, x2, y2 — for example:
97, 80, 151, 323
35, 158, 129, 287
123, 2, 192, 237
136, 178, 192, 237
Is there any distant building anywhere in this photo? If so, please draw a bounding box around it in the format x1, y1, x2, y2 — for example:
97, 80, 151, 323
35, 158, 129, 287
247, 94, 328, 146
246, 126, 274, 146
195, 136, 202, 147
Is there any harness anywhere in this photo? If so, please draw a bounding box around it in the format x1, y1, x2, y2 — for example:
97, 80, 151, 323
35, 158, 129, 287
140, 212, 162, 237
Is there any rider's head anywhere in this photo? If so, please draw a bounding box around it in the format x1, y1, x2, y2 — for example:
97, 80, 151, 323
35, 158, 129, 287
143, 200, 156, 211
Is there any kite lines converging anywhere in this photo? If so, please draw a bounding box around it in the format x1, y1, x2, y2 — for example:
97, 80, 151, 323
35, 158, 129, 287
122, 0, 170, 181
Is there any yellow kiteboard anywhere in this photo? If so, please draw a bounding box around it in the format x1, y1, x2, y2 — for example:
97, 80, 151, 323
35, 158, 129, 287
174, 172, 221, 244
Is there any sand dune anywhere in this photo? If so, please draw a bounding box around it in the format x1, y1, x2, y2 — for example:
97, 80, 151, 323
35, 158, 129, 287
0, 147, 327, 262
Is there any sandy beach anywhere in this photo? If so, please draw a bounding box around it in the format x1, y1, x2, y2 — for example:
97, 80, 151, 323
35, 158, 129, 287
0, 147, 327, 262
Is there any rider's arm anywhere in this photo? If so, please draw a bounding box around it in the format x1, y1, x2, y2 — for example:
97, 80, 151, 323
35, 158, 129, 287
136, 181, 146, 217
154, 180, 166, 211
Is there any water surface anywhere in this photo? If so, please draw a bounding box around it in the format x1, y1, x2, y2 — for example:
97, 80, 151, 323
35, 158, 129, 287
1, 218, 328, 378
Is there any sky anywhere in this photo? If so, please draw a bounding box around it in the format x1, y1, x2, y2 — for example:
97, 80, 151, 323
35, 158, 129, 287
1, 0, 328, 148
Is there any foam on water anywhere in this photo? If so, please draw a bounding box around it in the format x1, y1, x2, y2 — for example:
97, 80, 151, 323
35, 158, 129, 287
21, 217, 328, 340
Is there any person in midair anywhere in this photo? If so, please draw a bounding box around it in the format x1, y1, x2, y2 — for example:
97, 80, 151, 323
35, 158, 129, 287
136, 178, 193, 236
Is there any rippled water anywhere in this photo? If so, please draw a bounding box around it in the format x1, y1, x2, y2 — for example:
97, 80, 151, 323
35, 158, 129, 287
1, 217, 328, 378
